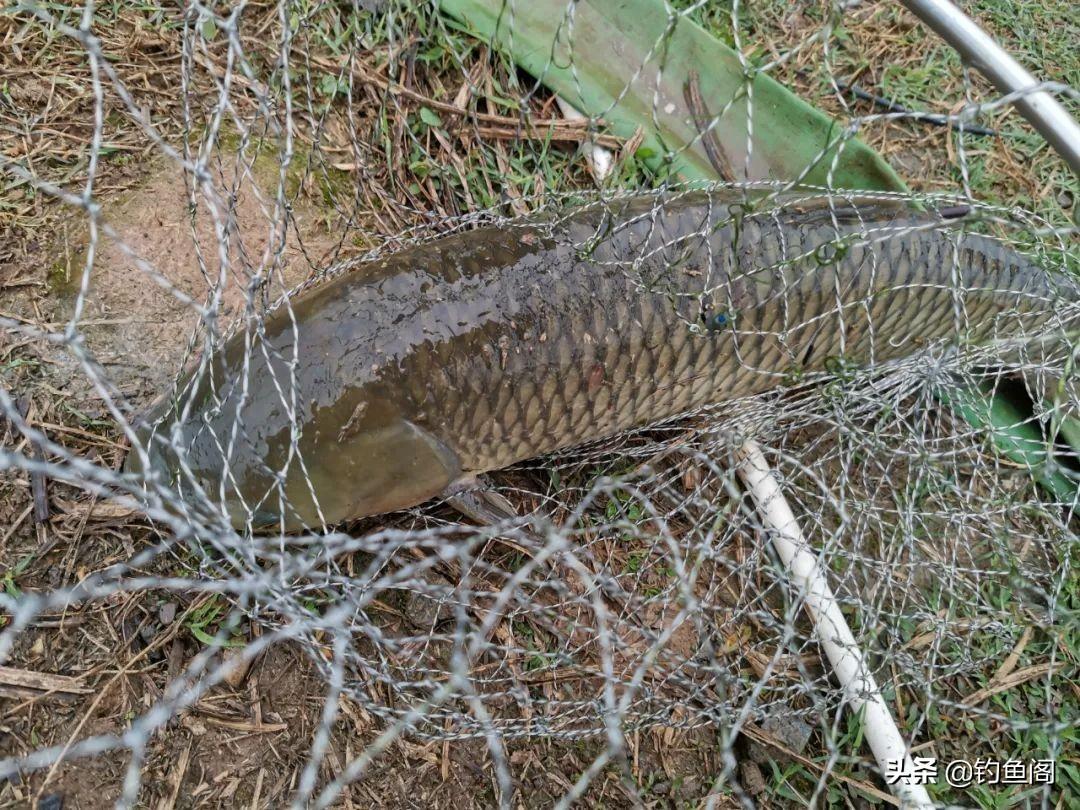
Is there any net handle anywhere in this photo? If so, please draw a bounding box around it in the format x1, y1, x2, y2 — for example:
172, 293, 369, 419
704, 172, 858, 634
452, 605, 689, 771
735, 441, 934, 809
901, 0, 1080, 176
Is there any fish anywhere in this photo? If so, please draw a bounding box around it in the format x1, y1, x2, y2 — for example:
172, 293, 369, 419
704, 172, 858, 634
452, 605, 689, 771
129, 190, 1069, 531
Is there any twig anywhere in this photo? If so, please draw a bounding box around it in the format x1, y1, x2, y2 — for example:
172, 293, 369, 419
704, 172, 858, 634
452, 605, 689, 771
0, 503, 33, 547
0, 278, 43, 291
195, 714, 287, 734
683, 70, 736, 182
0, 666, 91, 696
471, 124, 621, 149
988, 625, 1033, 685
838, 81, 1001, 137
156, 740, 192, 810
963, 662, 1058, 706
313, 54, 608, 134
14, 397, 49, 525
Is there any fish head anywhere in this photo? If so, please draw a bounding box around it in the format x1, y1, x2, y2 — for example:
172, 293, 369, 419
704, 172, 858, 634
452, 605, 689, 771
126, 383, 463, 533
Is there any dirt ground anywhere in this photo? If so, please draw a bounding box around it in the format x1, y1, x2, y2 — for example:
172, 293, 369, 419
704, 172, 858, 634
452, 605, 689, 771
13, 156, 343, 411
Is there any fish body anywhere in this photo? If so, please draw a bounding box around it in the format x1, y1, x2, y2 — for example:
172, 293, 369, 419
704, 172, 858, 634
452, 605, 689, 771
134, 191, 1062, 530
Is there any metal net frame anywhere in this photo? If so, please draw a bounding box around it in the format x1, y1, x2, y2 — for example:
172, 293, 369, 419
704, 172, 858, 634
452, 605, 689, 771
0, 0, 1077, 807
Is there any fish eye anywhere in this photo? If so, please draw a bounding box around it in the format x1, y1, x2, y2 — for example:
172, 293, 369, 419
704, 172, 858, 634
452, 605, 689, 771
705, 311, 730, 331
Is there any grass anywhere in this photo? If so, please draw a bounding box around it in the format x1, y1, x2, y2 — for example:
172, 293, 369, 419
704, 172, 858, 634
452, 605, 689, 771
659, 11, 1080, 797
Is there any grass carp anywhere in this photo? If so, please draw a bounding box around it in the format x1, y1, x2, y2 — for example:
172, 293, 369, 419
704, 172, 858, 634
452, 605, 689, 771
131, 191, 1068, 531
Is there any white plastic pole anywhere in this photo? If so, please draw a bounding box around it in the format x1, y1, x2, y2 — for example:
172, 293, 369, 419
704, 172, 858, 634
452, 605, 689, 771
735, 441, 933, 808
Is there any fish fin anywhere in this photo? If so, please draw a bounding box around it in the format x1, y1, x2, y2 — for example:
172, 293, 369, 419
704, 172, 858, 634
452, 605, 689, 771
772, 193, 913, 226
770, 193, 971, 227
443, 476, 541, 536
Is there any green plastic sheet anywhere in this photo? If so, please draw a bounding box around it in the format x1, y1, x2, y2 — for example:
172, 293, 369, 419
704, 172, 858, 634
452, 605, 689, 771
440, 0, 905, 190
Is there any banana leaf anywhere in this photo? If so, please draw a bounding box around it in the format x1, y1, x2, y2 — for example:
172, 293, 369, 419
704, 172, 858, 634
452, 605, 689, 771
939, 382, 1078, 500
440, 0, 904, 190
439, 0, 1078, 501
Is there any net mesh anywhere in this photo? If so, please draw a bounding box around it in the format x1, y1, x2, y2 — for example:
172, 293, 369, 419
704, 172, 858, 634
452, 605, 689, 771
1, 1, 1077, 807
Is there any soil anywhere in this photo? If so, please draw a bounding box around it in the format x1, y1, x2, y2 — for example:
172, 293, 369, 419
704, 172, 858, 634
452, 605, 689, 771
23, 156, 344, 415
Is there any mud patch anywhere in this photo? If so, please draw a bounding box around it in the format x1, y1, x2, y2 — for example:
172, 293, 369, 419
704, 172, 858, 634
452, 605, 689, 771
36, 156, 348, 413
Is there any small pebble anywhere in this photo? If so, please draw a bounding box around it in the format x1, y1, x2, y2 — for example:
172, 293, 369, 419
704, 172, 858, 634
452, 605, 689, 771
739, 761, 766, 796
221, 647, 253, 689
762, 710, 812, 754
181, 715, 207, 736
748, 706, 813, 764
403, 571, 455, 630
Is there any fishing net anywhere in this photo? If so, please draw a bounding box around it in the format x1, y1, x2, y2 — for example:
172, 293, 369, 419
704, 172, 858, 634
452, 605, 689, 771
1, 1, 1077, 806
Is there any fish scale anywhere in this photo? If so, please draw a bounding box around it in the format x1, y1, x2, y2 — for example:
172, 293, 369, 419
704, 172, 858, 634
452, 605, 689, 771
131, 191, 1067, 531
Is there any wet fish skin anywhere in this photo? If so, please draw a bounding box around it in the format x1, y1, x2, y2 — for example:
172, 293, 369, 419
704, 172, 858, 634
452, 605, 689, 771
134, 191, 1063, 530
